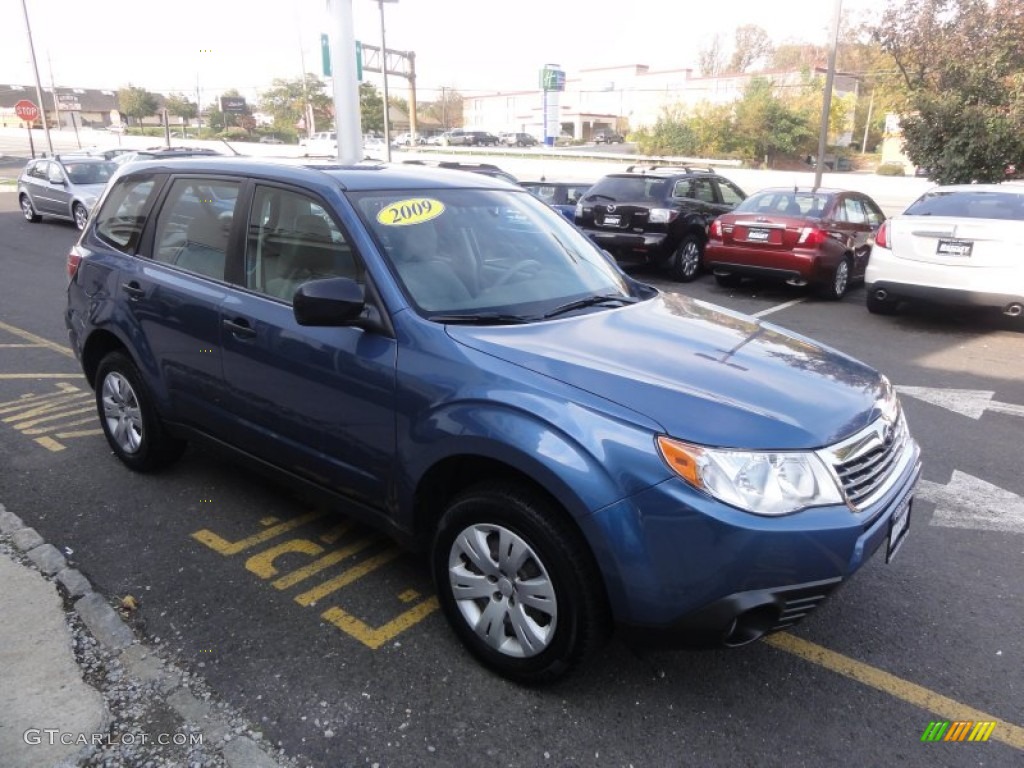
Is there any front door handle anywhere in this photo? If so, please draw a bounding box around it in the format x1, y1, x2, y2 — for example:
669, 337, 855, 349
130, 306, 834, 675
222, 317, 257, 338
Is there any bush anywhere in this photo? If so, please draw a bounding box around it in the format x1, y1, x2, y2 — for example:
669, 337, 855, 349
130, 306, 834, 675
876, 162, 906, 176
218, 127, 251, 141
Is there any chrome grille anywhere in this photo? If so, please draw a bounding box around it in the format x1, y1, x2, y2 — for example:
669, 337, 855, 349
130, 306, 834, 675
820, 410, 911, 510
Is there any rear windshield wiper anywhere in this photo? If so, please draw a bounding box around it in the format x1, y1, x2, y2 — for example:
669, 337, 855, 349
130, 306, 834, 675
585, 194, 616, 202
430, 313, 535, 325
543, 294, 638, 319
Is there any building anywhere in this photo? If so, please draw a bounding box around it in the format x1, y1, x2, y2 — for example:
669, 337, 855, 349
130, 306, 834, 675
462, 64, 860, 143
0, 84, 122, 130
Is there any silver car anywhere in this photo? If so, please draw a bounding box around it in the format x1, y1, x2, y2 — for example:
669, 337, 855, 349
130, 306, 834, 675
18, 156, 116, 231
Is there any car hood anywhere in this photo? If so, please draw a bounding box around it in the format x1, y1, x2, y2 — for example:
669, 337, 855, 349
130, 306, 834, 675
73, 183, 108, 202
446, 295, 886, 449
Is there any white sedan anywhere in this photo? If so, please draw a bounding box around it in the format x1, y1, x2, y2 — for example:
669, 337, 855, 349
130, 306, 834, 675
866, 182, 1024, 318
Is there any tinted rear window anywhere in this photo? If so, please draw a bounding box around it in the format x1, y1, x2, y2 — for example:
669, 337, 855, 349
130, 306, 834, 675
735, 190, 832, 216
905, 190, 1024, 220
584, 176, 668, 202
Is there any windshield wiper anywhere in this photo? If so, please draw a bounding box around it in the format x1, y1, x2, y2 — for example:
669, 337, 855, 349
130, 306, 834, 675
430, 313, 535, 325
542, 294, 638, 319
585, 194, 616, 202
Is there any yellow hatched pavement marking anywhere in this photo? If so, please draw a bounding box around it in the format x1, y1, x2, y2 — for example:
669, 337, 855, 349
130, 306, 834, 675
0, 384, 100, 452
0, 373, 85, 379
766, 633, 1024, 751
321, 596, 439, 650
0, 320, 75, 358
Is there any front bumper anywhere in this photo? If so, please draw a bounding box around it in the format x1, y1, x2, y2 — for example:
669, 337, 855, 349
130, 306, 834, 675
581, 438, 921, 646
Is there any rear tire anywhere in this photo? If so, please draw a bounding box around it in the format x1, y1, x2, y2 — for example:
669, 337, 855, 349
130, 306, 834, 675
73, 202, 89, 231
95, 352, 186, 472
668, 235, 704, 282
432, 482, 610, 684
819, 257, 851, 300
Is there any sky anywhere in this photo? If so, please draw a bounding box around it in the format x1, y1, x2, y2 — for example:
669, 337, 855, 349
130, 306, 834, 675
1, 0, 887, 107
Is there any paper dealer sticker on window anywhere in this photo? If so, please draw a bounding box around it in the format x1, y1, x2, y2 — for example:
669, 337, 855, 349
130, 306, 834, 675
376, 198, 445, 227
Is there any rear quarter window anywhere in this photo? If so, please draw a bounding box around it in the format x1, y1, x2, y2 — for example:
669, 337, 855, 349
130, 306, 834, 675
95, 177, 160, 252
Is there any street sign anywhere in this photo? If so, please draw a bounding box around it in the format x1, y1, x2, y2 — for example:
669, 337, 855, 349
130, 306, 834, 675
57, 92, 82, 111
14, 100, 39, 122
321, 35, 363, 81
220, 96, 248, 114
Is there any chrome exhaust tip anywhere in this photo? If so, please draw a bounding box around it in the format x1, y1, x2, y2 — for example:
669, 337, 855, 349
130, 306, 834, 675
1004, 302, 1023, 317
786, 278, 808, 287
874, 289, 888, 301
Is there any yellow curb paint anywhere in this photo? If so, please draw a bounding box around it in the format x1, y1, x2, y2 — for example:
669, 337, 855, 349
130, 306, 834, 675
0, 373, 83, 379
0, 320, 75, 358
765, 633, 1024, 751
321, 596, 439, 649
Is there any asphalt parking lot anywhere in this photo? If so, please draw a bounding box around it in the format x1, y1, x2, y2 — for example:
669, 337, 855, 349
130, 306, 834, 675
1, 186, 1022, 767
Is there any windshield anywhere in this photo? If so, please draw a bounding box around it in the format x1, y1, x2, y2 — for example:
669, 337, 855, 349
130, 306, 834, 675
905, 190, 1024, 220
350, 188, 634, 318
734, 190, 832, 216
63, 161, 116, 185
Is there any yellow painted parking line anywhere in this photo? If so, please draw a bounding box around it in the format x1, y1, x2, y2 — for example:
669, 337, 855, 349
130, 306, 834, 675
9, 405, 94, 430
0, 373, 84, 379
191, 511, 326, 556
766, 633, 1024, 750
0, 343, 45, 348
34, 436, 65, 452
0, 383, 80, 410
245, 539, 325, 579
23, 415, 98, 435
321, 596, 439, 650
52, 429, 103, 440
0, 320, 74, 358
272, 536, 380, 590
294, 549, 402, 606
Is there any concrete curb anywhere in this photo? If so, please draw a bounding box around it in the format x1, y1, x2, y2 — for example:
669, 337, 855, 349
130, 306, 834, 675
0, 502, 294, 768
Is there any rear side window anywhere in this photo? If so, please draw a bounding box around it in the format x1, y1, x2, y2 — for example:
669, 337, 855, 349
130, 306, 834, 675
94, 178, 159, 252
717, 179, 746, 206
151, 178, 242, 281
906, 190, 1024, 220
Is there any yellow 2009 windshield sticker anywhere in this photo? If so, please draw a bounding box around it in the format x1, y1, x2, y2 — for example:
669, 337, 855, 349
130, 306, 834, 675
376, 198, 445, 226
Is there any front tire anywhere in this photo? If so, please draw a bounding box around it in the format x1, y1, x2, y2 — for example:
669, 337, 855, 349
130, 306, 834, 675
20, 195, 41, 223
432, 482, 610, 684
95, 352, 186, 472
668, 235, 704, 282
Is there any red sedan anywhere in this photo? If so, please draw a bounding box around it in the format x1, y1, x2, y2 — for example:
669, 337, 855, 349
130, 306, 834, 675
705, 188, 886, 299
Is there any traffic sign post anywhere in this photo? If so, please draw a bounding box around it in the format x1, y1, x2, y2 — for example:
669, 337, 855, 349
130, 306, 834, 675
15, 100, 40, 158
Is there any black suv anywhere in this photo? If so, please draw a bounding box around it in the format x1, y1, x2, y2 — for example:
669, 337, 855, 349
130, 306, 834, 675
575, 166, 747, 281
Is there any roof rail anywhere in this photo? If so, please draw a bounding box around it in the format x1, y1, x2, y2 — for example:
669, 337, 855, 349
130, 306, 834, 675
624, 164, 716, 174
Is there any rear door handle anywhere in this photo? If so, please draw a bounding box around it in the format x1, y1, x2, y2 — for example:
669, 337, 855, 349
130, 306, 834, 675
121, 281, 145, 299
222, 317, 257, 339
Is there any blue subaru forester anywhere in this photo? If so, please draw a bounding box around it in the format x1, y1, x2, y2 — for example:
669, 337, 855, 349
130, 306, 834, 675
65, 158, 921, 683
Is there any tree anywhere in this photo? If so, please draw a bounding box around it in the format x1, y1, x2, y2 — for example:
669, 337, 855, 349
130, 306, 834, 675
164, 93, 197, 125
118, 86, 158, 125
698, 34, 726, 77
258, 74, 333, 134
360, 83, 385, 134
732, 78, 815, 165
419, 88, 463, 130
728, 25, 773, 73
873, 0, 1024, 183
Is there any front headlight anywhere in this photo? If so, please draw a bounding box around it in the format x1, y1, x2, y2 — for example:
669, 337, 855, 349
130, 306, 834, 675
657, 436, 844, 516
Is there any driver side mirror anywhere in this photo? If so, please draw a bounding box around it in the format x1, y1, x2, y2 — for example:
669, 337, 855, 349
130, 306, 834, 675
293, 277, 369, 328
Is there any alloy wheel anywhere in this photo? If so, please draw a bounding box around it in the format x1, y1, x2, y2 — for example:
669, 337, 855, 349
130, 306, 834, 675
101, 372, 144, 454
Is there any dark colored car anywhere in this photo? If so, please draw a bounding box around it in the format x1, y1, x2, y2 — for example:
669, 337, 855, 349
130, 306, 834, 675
18, 155, 117, 230
575, 166, 748, 281
705, 187, 887, 300
500, 132, 538, 147
593, 131, 625, 144
467, 131, 500, 147
66, 158, 921, 684
521, 180, 595, 221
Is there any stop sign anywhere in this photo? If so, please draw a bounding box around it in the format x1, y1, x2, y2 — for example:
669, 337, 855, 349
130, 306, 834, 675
14, 100, 39, 122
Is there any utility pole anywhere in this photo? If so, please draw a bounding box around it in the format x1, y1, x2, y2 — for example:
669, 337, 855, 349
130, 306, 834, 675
376, 0, 395, 162
861, 88, 875, 154
407, 51, 417, 140
20, 0, 53, 156
814, 0, 843, 189
298, 38, 315, 137
47, 52, 61, 131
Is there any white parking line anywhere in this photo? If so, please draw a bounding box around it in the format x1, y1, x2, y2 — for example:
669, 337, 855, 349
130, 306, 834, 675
753, 298, 807, 318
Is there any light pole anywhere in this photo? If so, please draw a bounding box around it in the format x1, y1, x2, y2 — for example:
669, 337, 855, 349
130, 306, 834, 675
814, 0, 843, 190
376, 0, 398, 162
20, 0, 53, 157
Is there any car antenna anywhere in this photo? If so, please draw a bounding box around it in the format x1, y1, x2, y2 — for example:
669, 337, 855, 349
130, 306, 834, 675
220, 138, 242, 157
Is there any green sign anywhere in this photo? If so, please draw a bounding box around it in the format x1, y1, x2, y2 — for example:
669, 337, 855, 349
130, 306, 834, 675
321, 35, 363, 81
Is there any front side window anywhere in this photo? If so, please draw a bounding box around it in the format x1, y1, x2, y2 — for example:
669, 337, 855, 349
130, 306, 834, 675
46, 164, 65, 184
351, 188, 632, 316
838, 197, 868, 224
245, 186, 362, 302
151, 178, 242, 280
